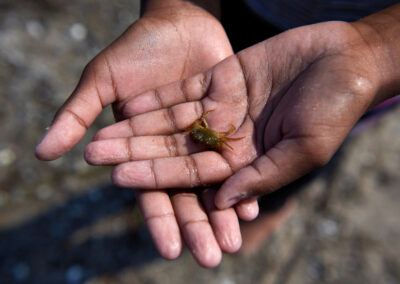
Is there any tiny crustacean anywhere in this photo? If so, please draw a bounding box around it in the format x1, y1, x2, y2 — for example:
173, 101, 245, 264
186, 110, 243, 151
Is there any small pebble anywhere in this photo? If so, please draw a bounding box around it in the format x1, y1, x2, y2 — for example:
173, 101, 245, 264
69, 23, 87, 41
318, 218, 338, 237
220, 278, 235, 284
0, 147, 16, 167
25, 20, 45, 39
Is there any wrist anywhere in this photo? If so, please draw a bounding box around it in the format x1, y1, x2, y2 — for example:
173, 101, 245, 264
350, 4, 400, 105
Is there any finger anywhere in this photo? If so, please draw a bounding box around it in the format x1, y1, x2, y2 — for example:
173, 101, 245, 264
94, 101, 204, 140
170, 190, 222, 268
215, 138, 332, 209
85, 134, 206, 165
136, 189, 182, 259
120, 72, 211, 117
234, 197, 259, 221
112, 152, 233, 189
201, 188, 242, 253
35, 56, 117, 161
112, 151, 232, 189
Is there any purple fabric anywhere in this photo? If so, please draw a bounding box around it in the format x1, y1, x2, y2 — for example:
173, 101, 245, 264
244, 0, 399, 29
351, 95, 400, 135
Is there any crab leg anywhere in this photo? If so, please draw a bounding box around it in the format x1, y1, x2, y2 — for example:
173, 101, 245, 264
225, 136, 244, 141
222, 140, 234, 150
200, 109, 214, 128
218, 124, 236, 136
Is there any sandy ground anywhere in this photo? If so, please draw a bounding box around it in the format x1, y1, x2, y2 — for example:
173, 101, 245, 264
0, 1, 399, 283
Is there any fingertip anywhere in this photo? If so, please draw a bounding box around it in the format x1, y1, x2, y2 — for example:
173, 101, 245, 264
184, 223, 223, 268
136, 189, 183, 261
201, 189, 242, 254
111, 164, 126, 188
235, 198, 259, 221
83, 143, 96, 165
208, 209, 242, 254
157, 236, 183, 260
34, 132, 64, 161
197, 247, 222, 268
35, 111, 89, 161
215, 167, 260, 210
219, 229, 242, 254
214, 189, 250, 211
84, 140, 122, 165
35, 139, 49, 161
144, 213, 183, 260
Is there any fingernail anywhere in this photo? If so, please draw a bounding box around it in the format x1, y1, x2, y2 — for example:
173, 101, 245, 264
36, 126, 50, 145
34, 126, 51, 159
224, 192, 250, 208
35, 137, 45, 152
35, 134, 47, 152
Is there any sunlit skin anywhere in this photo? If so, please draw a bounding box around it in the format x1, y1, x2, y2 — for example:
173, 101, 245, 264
83, 16, 400, 219
35, 1, 400, 268
35, 2, 259, 268
187, 110, 244, 151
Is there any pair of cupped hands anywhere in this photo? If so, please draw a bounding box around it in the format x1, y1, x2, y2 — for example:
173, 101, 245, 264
35, 3, 381, 267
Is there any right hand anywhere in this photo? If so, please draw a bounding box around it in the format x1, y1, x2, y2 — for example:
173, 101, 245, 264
36, 2, 259, 267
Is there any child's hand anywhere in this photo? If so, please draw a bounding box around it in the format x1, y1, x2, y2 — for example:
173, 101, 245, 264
35, 2, 259, 267
87, 20, 384, 209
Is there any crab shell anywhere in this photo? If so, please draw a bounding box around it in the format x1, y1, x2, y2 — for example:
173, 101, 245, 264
189, 127, 223, 151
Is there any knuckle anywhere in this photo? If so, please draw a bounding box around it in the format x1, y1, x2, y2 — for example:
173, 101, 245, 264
164, 107, 179, 132
184, 156, 201, 187
182, 72, 211, 100
346, 73, 376, 105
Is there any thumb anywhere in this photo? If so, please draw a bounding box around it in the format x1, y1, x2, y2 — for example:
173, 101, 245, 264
214, 137, 333, 209
35, 55, 116, 161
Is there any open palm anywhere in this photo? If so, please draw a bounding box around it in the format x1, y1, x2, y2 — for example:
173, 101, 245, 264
36, 3, 260, 267
86, 21, 379, 209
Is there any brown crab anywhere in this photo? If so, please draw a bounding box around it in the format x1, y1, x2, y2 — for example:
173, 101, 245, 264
186, 110, 243, 151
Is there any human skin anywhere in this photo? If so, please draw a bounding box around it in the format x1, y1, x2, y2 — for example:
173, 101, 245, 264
36, 2, 400, 267
35, 0, 260, 268
83, 5, 400, 215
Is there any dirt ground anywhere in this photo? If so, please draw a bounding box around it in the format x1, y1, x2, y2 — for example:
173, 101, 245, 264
0, 1, 399, 283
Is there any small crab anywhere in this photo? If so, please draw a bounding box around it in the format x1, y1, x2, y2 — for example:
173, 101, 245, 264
186, 110, 243, 151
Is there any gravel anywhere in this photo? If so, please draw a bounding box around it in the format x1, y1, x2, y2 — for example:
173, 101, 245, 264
0, 1, 399, 283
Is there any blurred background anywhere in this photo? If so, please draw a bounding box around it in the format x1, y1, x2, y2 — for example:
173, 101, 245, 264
0, 1, 400, 283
